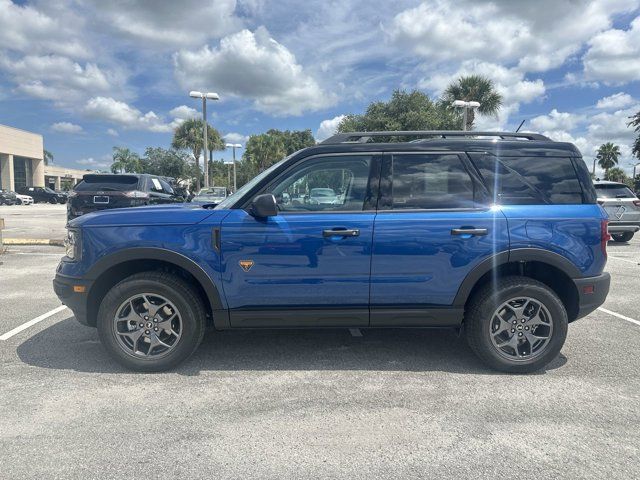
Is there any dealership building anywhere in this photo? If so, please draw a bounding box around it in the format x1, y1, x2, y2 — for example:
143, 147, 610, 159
0, 124, 90, 192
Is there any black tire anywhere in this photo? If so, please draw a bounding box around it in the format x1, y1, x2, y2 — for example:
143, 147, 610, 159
49, 197, 58, 204
97, 271, 206, 372
464, 276, 568, 373
612, 232, 634, 242
15, 198, 22, 205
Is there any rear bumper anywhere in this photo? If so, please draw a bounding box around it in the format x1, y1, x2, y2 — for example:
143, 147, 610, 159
53, 274, 94, 326
608, 221, 640, 233
572, 272, 610, 321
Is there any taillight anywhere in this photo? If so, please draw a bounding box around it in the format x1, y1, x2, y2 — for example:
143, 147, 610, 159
123, 190, 149, 199
633, 200, 640, 207
601, 219, 610, 258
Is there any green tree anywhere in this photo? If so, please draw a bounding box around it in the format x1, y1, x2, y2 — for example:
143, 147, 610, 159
596, 142, 621, 177
442, 75, 503, 130
171, 119, 224, 191
140, 147, 191, 181
110, 146, 141, 173
242, 133, 287, 175
265, 129, 316, 155
43, 149, 54, 166
632, 174, 640, 195
604, 166, 626, 183
338, 90, 461, 136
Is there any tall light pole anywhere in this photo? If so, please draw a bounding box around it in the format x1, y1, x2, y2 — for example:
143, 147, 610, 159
189, 91, 219, 189
225, 143, 242, 192
633, 162, 640, 180
452, 100, 480, 131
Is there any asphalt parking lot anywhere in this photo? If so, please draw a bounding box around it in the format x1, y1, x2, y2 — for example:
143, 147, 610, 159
0, 210, 638, 478
0, 203, 67, 240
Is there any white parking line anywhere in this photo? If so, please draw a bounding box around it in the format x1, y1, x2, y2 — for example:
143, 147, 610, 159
0, 305, 68, 340
608, 256, 639, 265
598, 307, 640, 327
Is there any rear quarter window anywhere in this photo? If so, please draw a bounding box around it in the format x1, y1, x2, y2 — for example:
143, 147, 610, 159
470, 154, 586, 205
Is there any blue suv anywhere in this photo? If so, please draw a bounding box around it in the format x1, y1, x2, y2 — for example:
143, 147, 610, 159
54, 131, 611, 373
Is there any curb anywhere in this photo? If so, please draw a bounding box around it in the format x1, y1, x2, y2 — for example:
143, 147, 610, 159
2, 238, 65, 247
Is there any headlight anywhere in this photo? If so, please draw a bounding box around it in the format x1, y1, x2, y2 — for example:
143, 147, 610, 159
65, 229, 81, 261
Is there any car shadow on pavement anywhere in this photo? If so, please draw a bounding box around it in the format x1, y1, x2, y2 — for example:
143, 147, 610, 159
16, 317, 567, 375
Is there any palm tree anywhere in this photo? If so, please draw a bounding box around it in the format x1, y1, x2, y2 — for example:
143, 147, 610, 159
596, 142, 621, 177
629, 109, 640, 162
443, 75, 503, 130
43, 149, 54, 165
244, 133, 286, 173
172, 119, 223, 191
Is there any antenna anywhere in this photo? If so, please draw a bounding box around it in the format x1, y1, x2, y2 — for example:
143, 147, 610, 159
515, 120, 525, 133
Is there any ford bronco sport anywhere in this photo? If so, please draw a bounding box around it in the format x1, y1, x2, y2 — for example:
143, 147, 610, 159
54, 131, 610, 373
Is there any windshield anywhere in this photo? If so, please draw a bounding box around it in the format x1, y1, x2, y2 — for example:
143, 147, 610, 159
215, 156, 290, 209
197, 187, 226, 197
595, 184, 636, 199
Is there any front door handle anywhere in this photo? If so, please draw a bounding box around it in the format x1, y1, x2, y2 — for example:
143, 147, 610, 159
323, 228, 360, 238
451, 228, 488, 236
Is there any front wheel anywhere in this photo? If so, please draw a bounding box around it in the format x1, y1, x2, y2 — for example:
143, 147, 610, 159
464, 276, 568, 373
611, 232, 634, 242
97, 272, 206, 372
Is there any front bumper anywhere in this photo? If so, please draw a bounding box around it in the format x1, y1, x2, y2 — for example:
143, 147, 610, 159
573, 272, 610, 321
53, 274, 94, 326
608, 221, 640, 233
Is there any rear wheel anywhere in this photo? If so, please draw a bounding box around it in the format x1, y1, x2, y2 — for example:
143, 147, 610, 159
48, 197, 58, 204
464, 276, 568, 373
612, 232, 634, 242
97, 272, 206, 372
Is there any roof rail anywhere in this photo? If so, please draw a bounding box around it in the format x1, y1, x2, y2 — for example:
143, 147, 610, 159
320, 130, 551, 144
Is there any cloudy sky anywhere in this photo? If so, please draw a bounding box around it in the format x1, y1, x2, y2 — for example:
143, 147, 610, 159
1, 0, 639, 174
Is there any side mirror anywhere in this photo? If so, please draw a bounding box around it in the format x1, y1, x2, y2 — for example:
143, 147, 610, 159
250, 194, 278, 218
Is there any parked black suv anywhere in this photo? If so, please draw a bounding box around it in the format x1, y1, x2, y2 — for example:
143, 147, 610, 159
67, 173, 184, 220
17, 186, 66, 204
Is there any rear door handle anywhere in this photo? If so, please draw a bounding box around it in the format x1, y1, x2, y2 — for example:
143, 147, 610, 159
451, 228, 488, 236
323, 228, 360, 238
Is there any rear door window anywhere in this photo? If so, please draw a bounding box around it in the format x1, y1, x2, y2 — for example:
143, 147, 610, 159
389, 153, 476, 209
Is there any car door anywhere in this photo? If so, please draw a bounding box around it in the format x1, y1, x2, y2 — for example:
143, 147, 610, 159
220, 153, 381, 327
369, 152, 509, 326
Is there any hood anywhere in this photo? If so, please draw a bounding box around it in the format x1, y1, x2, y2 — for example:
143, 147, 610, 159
70, 203, 231, 227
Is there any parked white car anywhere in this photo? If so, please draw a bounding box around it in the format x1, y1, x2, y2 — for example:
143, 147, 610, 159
15, 193, 34, 205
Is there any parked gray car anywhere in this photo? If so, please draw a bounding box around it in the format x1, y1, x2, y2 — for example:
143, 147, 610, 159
594, 180, 640, 242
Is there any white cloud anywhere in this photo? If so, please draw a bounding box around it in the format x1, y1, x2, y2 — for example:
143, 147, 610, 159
81, 0, 241, 48
106, 128, 119, 137
583, 16, 640, 84
0, 54, 125, 107
0, 0, 88, 58
389, 0, 640, 73
51, 122, 83, 134
596, 92, 635, 110
223, 132, 249, 144
174, 27, 337, 116
530, 109, 584, 132
83, 97, 172, 132
76, 157, 110, 168
316, 115, 345, 141
169, 105, 199, 121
